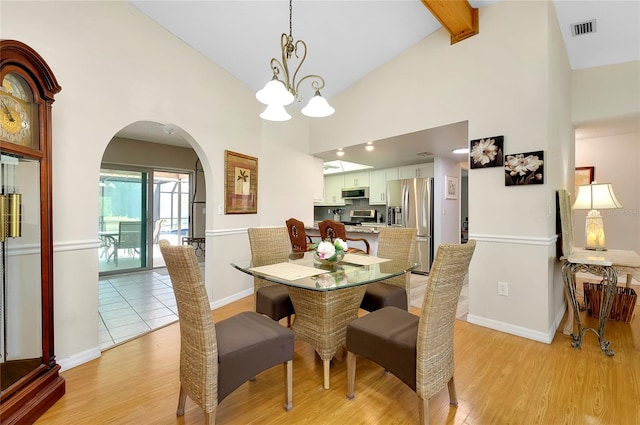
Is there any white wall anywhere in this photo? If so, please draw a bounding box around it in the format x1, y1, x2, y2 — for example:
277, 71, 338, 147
575, 131, 640, 254
1, 1, 315, 367
309, 1, 572, 341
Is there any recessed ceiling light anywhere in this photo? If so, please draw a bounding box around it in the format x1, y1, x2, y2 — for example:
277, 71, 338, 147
365, 145, 374, 151
452, 147, 469, 154
336, 150, 345, 157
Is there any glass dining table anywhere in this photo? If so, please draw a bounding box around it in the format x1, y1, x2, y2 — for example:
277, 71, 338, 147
231, 251, 419, 389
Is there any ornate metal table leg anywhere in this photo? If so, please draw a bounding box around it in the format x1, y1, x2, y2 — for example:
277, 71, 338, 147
562, 261, 583, 349
597, 266, 617, 356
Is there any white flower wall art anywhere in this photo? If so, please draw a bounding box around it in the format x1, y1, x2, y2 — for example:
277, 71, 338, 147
469, 135, 504, 169
504, 150, 544, 186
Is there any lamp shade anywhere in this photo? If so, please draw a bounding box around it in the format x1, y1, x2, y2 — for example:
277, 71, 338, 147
259, 104, 292, 122
301, 92, 335, 118
256, 79, 294, 106
573, 183, 622, 210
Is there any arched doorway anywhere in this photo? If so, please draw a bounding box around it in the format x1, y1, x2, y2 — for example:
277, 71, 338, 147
97, 121, 206, 349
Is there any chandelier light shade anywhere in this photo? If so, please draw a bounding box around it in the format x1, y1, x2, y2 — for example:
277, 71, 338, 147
257, 0, 335, 121
572, 182, 622, 250
259, 104, 292, 122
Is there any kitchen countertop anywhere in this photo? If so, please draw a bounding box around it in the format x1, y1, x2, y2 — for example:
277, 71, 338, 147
306, 225, 382, 234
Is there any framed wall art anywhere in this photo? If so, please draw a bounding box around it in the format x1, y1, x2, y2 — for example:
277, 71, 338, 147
469, 135, 504, 169
575, 166, 594, 196
504, 150, 544, 186
445, 176, 458, 199
225, 150, 258, 214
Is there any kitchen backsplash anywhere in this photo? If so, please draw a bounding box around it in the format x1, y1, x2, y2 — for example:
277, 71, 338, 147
313, 199, 386, 223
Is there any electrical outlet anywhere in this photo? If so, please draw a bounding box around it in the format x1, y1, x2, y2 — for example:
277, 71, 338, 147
497, 281, 509, 296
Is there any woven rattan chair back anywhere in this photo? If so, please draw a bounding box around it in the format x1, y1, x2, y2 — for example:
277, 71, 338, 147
159, 240, 218, 420
285, 218, 311, 253
376, 227, 417, 306
416, 240, 476, 401
247, 227, 292, 299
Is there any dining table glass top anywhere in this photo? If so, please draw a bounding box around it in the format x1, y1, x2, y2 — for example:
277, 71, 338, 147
231, 251, 419, 292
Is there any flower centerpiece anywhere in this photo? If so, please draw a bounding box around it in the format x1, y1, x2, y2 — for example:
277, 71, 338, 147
311, 238, 348, 265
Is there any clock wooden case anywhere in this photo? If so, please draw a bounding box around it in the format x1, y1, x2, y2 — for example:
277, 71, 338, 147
0, 40, 64, 424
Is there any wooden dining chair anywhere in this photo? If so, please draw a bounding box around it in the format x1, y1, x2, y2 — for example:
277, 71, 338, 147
360, 227, 416, 312
247, 227, 295, 327
285, 218, 317, 253
159, 240, 294, 425
318, 219, 370, 254
346, 240, 476, 425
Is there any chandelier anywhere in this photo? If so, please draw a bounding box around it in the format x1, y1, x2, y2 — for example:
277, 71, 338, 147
256, 0, 335, 121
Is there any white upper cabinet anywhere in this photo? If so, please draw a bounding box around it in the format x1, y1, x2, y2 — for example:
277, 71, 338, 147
369, 168, 398, 205
343, 171, 370, 188
322, 174, 346, 205
397, 163, 433, 179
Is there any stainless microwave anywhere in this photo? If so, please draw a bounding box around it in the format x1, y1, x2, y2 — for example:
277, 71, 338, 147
341, 187, 369, 199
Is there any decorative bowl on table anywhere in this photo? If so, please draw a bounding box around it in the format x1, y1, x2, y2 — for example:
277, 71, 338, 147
311, 238, 348, 267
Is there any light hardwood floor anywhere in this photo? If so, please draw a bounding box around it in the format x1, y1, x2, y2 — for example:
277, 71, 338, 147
36, 294, 639, 425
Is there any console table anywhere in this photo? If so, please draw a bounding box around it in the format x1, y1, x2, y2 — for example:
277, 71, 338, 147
561, 248, 640, 356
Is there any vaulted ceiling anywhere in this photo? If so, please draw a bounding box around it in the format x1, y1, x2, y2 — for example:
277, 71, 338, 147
119, 1, 639, 168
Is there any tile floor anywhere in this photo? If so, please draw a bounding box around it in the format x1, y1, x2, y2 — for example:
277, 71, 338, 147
98, 268, 179, 350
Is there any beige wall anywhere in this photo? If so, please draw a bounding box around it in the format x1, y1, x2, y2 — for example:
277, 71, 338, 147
2, 0, 637, 370
572, 62, 640, 125
310, 0, 572, 340
1, 1, 316, 367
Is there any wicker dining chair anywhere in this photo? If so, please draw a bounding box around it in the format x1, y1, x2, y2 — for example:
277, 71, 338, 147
285, 218, 317, 253
159, 240, 294, 425
248, 227, 295, 327
346, 240, 476, 425
360, 227, 416, 312
318, 219, 370, 254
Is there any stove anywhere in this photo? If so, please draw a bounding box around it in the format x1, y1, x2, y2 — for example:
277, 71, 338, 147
347, 209, 378, 225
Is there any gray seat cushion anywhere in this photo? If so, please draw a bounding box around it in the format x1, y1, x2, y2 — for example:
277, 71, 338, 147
256, 285, 295, 322
346, 306, 418, 390
216, 311, 294, 401
360, 282, 408, 312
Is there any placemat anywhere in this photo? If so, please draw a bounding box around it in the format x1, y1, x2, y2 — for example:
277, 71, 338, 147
249, 262, 328, 280
342, 254, 391, 266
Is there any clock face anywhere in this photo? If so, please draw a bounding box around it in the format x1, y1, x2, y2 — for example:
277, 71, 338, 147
0, 93, 31, 145
0, 76, 37, 149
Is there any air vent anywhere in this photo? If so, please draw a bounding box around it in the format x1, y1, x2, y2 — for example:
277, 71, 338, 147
416, 151, 434, 157
571, 19, 596, 37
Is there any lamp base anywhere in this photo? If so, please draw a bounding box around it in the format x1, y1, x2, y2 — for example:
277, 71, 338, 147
584, 209, 607, 251
584, 246, 607, 251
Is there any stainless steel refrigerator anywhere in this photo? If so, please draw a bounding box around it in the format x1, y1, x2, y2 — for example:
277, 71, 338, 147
387, 177, 434, 274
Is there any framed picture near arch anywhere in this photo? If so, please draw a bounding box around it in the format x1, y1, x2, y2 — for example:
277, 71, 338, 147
575, 166, 594, 197
225, 150, 258, 214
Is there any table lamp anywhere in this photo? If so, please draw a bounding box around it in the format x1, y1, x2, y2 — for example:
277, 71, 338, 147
572, 182, 622, 250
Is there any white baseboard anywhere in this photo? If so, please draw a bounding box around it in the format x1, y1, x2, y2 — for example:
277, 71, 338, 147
210, 288, 253, 310
466, 314, 555, 344
57, 346, 101, 372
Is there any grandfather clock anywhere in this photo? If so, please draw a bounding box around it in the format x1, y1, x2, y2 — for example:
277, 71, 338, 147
0, 40, 64, 424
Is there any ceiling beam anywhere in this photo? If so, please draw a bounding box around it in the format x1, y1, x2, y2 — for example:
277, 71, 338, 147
421, 0, 479, 44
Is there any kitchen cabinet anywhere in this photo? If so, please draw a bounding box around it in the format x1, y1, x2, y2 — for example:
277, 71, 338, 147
369, 169, 387, 205
323, 174, 346, 205
343, 171, 369, 188
397, 163, 433, 179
